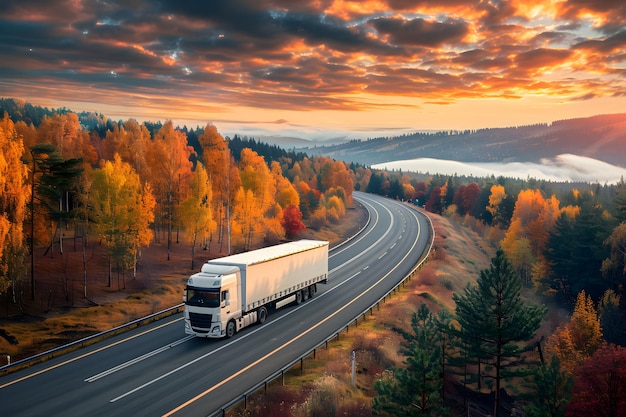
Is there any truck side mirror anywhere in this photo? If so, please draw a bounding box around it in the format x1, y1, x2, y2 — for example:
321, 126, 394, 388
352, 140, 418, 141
222, 290, 230, 307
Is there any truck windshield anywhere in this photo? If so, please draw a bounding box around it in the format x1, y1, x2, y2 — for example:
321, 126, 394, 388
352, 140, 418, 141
185, 287, 220, 307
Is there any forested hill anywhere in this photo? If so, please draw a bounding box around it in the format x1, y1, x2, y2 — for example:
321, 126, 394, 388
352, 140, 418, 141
306, 113, 626, 166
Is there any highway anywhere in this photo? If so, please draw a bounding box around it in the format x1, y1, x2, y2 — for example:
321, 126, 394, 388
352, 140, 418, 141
0, 192, 432, 417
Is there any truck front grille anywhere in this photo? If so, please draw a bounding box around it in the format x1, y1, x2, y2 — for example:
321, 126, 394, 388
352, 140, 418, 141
189, 312, 213, 329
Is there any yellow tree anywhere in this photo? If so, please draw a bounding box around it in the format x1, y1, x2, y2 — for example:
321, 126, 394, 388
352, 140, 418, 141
0, 115, 29, 304
14, 120, 37, 150
37, 113, 97, 164
290, 157, 317, 187
319, 158, 354, 205
90, 154, 155, 288
326, 194, 346, 223
103, 120, 151, 180
546, 290, 604, 375
146, 120, 193, 260
198, 124, 237, 253
238, 148, 278, 244
232, 187, 259, 251
177, 163, 213, 269
487, 184, 507, 225
502, 189, 567, 286
272, 161, 299, 209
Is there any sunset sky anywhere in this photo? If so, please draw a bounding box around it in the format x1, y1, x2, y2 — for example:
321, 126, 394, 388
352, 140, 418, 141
1, 0, 625, 140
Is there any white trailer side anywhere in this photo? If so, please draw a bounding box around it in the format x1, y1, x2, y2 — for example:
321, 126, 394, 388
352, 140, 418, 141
206, 239, 328, 313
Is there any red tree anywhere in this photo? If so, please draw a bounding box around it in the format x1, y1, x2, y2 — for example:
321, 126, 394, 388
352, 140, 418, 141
566, 344, 626, 417
454, 182, 481, 215
425, 186, 442, 214
282, 204, 306, 238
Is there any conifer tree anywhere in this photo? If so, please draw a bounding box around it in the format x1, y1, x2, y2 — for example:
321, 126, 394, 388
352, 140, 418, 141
453, 249, 546, 417
373, 303, 448, 416
614, 179, 626, 224
523, 355, 572, 417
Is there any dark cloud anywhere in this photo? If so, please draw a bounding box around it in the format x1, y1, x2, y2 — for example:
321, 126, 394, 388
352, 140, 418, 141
515, 48, 573, 71
369, 17, 469, 47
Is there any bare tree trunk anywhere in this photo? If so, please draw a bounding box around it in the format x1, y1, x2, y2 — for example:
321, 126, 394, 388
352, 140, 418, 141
191, 232, 197, 270
82, 230, 87, 298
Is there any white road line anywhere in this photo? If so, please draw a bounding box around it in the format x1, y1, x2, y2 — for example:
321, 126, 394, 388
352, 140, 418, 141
85, 336, 195, 383
0, 318, 183, 389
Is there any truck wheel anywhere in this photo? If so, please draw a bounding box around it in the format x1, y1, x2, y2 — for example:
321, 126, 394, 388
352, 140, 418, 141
303, 287, 310, 301
225, 320, 236, 338
309, 284, 317, 298
258, 306, 268, 324
295, 290, 303, 304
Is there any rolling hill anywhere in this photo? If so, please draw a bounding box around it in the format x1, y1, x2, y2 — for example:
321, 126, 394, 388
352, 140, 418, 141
305, 113, 626, 167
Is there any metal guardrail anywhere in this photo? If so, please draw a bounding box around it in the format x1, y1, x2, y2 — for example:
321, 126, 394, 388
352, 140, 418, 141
208, 204, 435, 417
0, 303, 185, 375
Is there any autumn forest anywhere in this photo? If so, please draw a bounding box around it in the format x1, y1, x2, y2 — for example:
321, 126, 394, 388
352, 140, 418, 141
2, 99, 626, 415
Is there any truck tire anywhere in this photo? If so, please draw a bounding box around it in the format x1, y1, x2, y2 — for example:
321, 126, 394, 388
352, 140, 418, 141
258, 306, 268, 324
295, 290, 303, 304
303, 287, 310, 301
226, 320, 236, 338
309, 284, 317, 297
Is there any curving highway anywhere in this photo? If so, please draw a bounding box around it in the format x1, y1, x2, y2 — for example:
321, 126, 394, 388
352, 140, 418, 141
0, 192, 432, 417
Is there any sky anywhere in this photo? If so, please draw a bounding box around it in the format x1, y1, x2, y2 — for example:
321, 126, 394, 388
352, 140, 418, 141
1, 0, 626, 141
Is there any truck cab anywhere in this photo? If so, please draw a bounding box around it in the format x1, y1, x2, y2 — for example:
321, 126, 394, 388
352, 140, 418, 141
184, 264, 241, 338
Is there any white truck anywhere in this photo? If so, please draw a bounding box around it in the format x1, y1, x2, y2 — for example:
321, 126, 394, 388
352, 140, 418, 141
183, 239, 329, 338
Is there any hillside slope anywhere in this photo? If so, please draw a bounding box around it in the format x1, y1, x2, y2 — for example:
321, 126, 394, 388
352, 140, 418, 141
307, 113, 626, 166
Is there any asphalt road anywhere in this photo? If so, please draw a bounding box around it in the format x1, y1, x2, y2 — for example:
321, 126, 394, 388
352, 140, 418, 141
0, 192, 432, 417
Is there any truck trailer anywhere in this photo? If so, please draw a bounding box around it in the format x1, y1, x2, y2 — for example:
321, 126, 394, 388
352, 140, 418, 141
184, 239, 329, 338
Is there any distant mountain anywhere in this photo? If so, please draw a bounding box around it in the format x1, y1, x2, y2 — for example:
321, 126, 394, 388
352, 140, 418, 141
304, 114, 626, 167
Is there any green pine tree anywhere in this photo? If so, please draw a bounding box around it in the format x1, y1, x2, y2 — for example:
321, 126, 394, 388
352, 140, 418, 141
453, 249, 547, 417
523, 355, 573, 417
373, 303, 448, 416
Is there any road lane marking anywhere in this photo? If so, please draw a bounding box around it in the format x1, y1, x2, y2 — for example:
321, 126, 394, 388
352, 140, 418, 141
85, 335, 195, 382
328, 197, 392, 276
161, 203, 424, 417
0, 318, 183, 389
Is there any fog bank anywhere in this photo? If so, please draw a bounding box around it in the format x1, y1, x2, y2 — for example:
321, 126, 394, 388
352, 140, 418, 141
372, 154, 626, 184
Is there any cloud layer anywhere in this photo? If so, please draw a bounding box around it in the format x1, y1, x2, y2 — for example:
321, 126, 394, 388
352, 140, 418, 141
1, 1, 625, 135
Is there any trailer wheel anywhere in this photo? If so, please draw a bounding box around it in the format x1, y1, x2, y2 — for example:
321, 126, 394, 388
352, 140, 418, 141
303, 287, 310, 301
295, 290, 303, 304
309, 284, 317, 298
225, 320, 236, 338
258, 306, 268, 324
